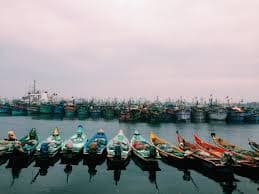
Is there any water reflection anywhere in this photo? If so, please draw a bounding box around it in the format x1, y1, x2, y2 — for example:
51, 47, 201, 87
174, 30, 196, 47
31, 114, 64, 120
83, 155, 106, 182
31, 155, 60, 184
6, 156, 34, 186
132, 156, 160, 191
161, 159, 238, 194
107, 158, 131, 185
0, 155, 9, 166
60, 154, 82, 183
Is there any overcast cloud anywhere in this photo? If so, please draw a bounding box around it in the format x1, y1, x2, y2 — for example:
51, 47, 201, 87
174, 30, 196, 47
0, 0, 259, 101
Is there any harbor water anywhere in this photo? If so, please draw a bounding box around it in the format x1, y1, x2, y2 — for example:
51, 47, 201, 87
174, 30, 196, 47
0, 116, 258, 194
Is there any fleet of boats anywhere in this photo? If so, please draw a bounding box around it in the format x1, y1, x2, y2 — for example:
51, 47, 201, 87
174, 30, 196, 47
0, 81, 258, 123
0, 127, 258, 180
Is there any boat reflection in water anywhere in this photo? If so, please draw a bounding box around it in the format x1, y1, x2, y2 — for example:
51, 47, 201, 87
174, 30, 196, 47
31, 154, 60, 184
60, 154, 83, 183
106, 157, 131, 185
6, 156, 34, 186
83, 155, 106, 182
131, 155, 160, 191
31, 114, 64, 121
161, 158, 238, 194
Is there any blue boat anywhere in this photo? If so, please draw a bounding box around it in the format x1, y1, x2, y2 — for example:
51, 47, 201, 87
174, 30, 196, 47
53, 101, 65, 115
83, 129, 108, 156
89, 106, 102, 118
0, 102, 11, 115
227, 107, 249, 123
245, 112, 259, 123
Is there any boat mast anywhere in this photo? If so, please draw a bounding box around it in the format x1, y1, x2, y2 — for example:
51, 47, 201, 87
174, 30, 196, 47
33, 80, 36, 94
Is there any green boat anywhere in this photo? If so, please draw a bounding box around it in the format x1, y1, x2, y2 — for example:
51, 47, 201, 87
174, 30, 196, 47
11, 100, 28, 116
107, 130, 131, 162
27, 103, 40, 115
61, 125, 88, 159
76, 104, 89, 117
40, 102, 53, 114
102, 105, 115, 120
35, 128, 63, 159
130, 130, 157, 162
0, 128, 39, 158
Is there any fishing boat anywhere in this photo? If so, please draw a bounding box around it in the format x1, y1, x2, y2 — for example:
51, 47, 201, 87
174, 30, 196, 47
13, 128, 39, 158
101, 105, 115, 120
61, 125, 87, 161
191, 105, 206, 122
0, 129, 39, 159
89, 105, 102, 118
174, 99, 191, 122
0, 102, 11, 115
107, 130, 131, 163
248, 139, 259, 153
227, 106, 248, 123
150, 131, 188, 163
83, 129, 108, 157
174, 108, 191, 122
35, 128, 63, 160
39, 91, 54, 114
245, 111, 259, 123
146, 103, 162, 123
11, 100, 27, 116
193, 134, 258, 170
76, 103, 89, 117
53, 101, 65, 115
176, 131, 234, 174
211, 133, 259, 162
161, 103, 175, 122
40, 102, 53, 114
206, 97, 227, 121
27, 102, 40, 115
130, 130, 157, 162
64, 102, 76, 117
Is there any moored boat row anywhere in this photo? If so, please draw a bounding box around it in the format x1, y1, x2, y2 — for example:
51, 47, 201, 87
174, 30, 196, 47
0, 127, 258, 178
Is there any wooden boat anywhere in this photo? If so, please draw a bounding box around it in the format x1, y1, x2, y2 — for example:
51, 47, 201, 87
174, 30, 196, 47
0, 129, 39, 158
194, 134, 258, 169
107, 130, 131, 162
14, 128, 39, 157
248, 139, 259, 153
130, 130, 157, 162
176, 131, 234, 173
194, 134, 227, 158
211, 133, 259, 162
61, 125, 87, 159
83, 129, 108, 156
64, 102, 76, 117
35, 128, 63, 159
150, 131, 187, 162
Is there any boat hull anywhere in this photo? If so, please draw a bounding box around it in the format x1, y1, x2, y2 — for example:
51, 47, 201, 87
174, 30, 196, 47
175, 110, 191, 122
207, 111, 227, 121
40, 103, 53, 114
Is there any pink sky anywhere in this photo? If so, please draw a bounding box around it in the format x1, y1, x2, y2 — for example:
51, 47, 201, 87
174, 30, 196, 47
0, 0, 259, 102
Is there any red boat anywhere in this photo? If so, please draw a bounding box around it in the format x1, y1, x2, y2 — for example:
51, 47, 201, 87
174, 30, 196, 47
193, 134, 258, 169
176, 131, 234, 174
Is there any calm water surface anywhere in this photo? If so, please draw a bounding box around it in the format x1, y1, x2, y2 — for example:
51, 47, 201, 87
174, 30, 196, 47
0, 116, 258, 194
